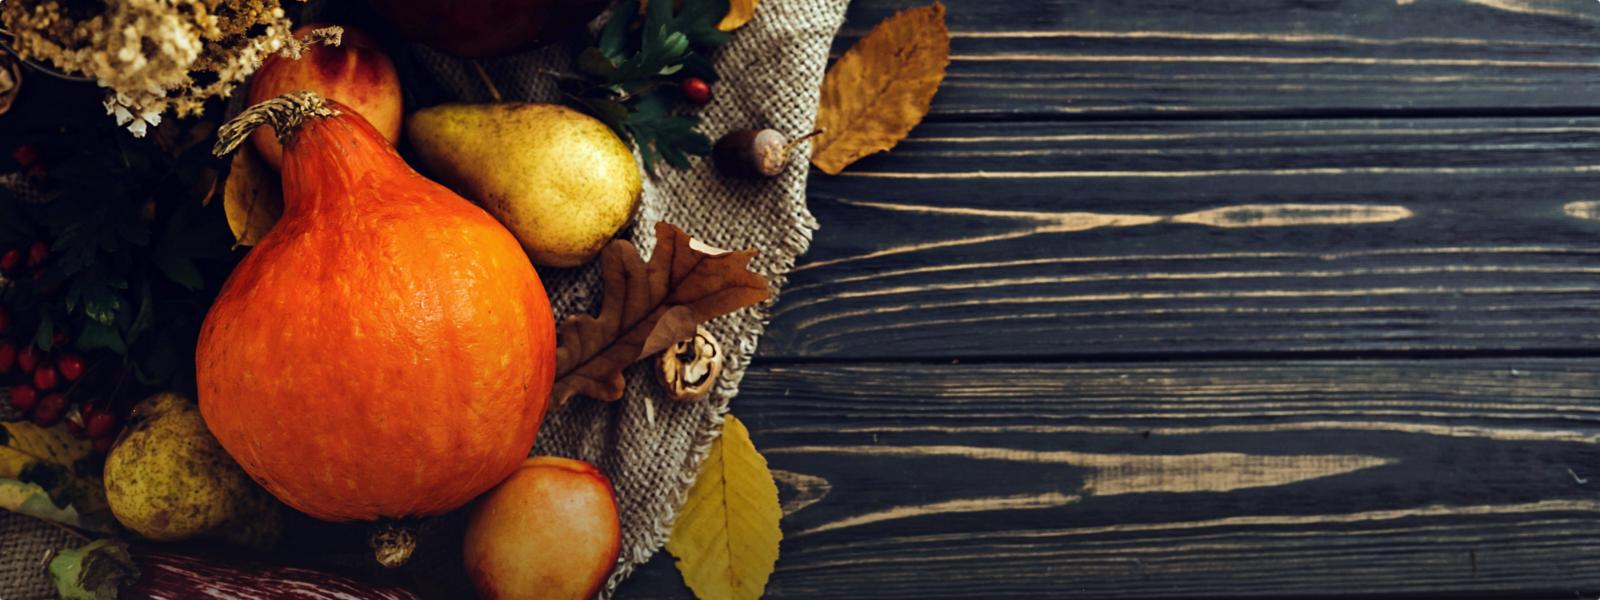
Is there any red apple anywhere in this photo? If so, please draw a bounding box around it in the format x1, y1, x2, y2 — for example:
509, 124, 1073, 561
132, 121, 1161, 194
463, 456, 620, 600
248, 24, 403, 170
366, 0, 607, 59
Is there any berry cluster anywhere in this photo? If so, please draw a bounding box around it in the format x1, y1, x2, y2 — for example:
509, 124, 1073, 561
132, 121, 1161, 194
1, 242, 121, 453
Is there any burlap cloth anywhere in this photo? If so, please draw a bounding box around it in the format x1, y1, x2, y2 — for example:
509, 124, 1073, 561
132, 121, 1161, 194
0, 0, 848, 597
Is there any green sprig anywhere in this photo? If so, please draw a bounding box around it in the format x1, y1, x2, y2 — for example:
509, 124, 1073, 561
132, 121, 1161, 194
567, 0, 732, 174
0, 86, 240, 395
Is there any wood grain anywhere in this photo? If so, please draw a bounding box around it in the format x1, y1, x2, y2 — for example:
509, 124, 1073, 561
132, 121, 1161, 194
622, 359, 1600, 599
843, 0, 1600, 118
765, 117, 1600, 359
612, 2, 1600, 599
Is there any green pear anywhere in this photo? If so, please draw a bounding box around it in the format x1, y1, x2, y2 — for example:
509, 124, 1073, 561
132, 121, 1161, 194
406, 103, 643, 268
104, 393, 285, 548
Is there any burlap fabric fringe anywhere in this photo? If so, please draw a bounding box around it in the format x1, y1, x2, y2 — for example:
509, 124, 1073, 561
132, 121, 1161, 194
0, 0, 848, 597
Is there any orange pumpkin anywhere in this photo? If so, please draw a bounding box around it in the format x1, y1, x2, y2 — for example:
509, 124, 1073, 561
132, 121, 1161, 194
197, 93, 555, 522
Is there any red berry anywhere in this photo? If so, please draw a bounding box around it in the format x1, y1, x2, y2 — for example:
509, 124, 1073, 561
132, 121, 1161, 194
52, 331, 67, 348
92, 436, 113, 454
86, 411, 117, 439
17, 346, 37, 373
0, 343, 14, 374
11, 144, 37, 167
66, 417, 86, 439
31, 393, 64, 426
0, 306, 8, 335
0, 248, 20, 274
682, 77, 711, 105
32, 362, 56, 391
8, 385, 36, 411
56, 354, 83, 382
25, 241, 47, 268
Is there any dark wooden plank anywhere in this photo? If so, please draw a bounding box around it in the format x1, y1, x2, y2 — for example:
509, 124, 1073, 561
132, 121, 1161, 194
626, 359, 1600, 599
766, 116, 1600, 359
842, 0, 1600, 118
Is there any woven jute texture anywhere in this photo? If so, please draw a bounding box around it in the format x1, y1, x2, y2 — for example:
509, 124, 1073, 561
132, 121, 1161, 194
0, 0, 848, 598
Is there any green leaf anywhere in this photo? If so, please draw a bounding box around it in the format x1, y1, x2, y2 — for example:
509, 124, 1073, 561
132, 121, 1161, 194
77, 321, 126, 354
125, 283, 155, 346
155, 254, 203, 291
576, 97, 632, 140
578, 47, 619, 79
33, 313, 55, 352
572, 0, 730, 173
50, 539, 139, 600
599, 0, 639, 60
83, 288, 121, 325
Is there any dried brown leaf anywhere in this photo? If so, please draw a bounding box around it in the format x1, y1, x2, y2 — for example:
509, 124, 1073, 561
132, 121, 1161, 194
222, 145, 282, 247
811, 2, 948, 175
718, 0, 759, 31
552, 222, 771, 406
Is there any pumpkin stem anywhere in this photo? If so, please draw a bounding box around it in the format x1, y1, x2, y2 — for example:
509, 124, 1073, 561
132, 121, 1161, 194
212, 91, 342, 158
369, 522, 417, 569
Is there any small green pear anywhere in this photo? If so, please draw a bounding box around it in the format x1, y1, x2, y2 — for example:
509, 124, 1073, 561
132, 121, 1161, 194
406, 103, 643, 268
104, 393, 284, 549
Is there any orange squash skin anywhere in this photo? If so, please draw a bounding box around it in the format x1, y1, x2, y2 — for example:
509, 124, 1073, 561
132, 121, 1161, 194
197, 104, 555, 521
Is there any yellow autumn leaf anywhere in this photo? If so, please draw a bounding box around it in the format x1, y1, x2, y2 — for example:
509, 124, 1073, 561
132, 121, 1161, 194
0, 420, 92, 479
718, 0, 759, 31
223, 144, 283, 247
0, 479, 102, 531
667, 415, 782, 600
0, 420, 117, 532
811, 2, 948, 175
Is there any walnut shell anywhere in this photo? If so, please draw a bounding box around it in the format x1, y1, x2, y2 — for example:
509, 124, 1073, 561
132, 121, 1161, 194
655, 329, 723, 402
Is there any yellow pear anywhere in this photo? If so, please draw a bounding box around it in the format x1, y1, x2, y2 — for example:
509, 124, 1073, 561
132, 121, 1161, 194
406, 103, 643, 267
104, 393, 284, 548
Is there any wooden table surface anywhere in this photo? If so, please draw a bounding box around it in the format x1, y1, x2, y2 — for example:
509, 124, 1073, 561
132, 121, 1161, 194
621, 1, 1600, 598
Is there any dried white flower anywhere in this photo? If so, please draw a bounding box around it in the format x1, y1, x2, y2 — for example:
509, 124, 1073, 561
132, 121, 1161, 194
2, 0, 298, 136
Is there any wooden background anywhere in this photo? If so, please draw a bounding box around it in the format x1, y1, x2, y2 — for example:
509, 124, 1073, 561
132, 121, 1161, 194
623, 0, 1600, 597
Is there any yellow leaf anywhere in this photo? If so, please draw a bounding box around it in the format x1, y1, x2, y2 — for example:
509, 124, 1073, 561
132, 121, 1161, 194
0, 420, 91, 479
718, 0, 759, 31
0, 479, 102, 531
811, 2, 948, 175
223, 145, 283, 247
667, 415, 782, 600
0, 421, 116, 532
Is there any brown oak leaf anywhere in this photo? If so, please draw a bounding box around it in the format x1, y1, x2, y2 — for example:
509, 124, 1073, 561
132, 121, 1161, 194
811, 2, 949, 175
552, 222, 771, 406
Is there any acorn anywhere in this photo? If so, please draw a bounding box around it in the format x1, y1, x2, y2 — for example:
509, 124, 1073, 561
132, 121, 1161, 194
712, 128, 823, 179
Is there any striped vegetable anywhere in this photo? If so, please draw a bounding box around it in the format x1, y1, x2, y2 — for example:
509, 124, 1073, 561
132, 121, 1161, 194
51, 540, 420, 600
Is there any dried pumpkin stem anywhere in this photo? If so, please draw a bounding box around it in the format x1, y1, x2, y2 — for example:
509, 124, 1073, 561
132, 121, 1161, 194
212, 91, 341, 158
369, 522, 418, 569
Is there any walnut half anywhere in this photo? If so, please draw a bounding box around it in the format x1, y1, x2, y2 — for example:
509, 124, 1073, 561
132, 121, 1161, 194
656, 328, 723, 402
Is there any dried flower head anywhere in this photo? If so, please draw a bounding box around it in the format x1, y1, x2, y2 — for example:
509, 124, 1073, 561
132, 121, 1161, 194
1, 0, 297, 136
